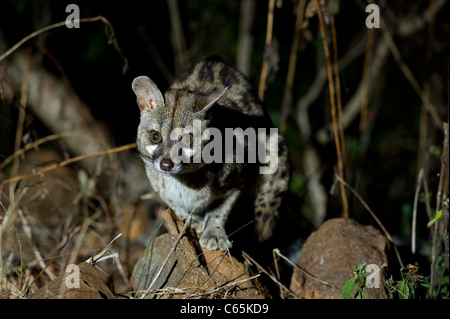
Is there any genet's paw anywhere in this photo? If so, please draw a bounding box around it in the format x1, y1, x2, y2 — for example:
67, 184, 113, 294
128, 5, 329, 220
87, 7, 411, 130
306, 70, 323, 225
199, 226, 231, 251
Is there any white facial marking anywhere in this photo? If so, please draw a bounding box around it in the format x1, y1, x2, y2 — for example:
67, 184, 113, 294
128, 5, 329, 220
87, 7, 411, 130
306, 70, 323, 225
146, 144, 157, 155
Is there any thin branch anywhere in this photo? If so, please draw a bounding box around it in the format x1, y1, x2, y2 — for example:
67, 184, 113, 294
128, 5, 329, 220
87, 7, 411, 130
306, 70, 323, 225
11, 47, 32, 179
315, 0, 349, 219
0, 131, 97, 171
412, 168, 424, 254
430, 122, 449, 294
280, 0, 307, 134
296, 33, 366, 141
242, 251, 297, 298
359, 26, 375, 133
167, 0, 189, 75
0, 184, 28, 288
273, 248, 341, 292
418, 96, 433, 224
380, 18, 443, 130
421, 169, 433, 224
334, 174, 404, 268
435, 122, 448, 213
316, 0, 446, 144
258, 0, 276, 101
1, 143, 136, 186
237, 0, 255, 77
86, 233, 122, 265
329, 1, 346, 164
272, 248, 283, 297
208, 274, 261, 296
189, 245, 234, 297
0, 16, 128, 73
17, 209, 55, 281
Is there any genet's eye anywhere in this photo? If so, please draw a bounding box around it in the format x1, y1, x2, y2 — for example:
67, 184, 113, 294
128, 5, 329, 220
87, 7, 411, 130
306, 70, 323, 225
149, 130, 162, 144
181, 133, 193, 146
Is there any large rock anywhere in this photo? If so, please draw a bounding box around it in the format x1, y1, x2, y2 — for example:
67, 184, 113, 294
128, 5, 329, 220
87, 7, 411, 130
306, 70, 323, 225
131, 209, 269, 299
290, 218, 389, 299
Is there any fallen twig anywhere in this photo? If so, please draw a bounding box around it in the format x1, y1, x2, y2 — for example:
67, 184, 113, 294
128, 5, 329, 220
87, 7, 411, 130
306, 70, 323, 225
273, 248, 341, 292
17, 209, 55, 281
0, 132, 98, 171
86, 233, 122, 265
242, 251, 296, 298
1, 143, 136, 186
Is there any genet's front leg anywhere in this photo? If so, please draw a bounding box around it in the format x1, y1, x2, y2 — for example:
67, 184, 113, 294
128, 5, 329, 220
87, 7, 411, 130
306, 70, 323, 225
172, 208, 204, 234
199, 190, 240, 251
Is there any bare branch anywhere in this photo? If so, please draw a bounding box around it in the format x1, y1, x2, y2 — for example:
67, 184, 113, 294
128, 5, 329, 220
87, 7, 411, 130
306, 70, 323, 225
167, 0, 189, 75
237, 0, 255, 77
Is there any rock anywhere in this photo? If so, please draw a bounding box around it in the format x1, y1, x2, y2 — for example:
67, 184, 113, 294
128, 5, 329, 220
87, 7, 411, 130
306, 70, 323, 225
131, 209, 269, 299
29, 262, 115, 299
289, 218, 389, 299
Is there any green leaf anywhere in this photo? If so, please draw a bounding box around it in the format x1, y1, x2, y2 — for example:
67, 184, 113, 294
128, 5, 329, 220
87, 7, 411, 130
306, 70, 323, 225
408, 283, 415, 298
343, 279, 356, 299
398, 281, 405, 298
360, 259, 367, 268
358, 274, 366, 286
355, 260, 366, 272
404, 283, 411, 299
427, 210, 442, 228
398, 281, 411, 299
421, 279, 431, 288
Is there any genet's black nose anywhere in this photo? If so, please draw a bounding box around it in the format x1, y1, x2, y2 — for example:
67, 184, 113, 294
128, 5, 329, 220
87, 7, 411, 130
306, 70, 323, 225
160, 158, 174, 171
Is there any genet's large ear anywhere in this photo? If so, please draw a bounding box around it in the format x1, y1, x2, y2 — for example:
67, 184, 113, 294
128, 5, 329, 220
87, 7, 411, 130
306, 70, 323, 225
196, 87, 228, 114
132, 76, 164, 112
